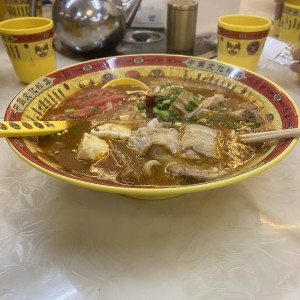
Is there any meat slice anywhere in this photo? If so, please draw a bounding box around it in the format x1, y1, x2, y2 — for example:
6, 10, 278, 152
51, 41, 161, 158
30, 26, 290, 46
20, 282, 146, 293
109, 141, 142, 184
77, 133, 109, 161
184, 94, 226, 118
68, 87, 128, 107
127, 121, 180, 155
117, 165, 142, 184
171, 90, 194, 115
180, 124, 220, 158
168, 164, 227, 182
46, 87, 128, 120
230, 108, 264, 124
91, 123, 131, 139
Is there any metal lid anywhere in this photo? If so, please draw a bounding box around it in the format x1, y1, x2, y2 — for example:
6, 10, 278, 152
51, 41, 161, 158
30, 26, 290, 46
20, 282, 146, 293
167, 0, 198, 11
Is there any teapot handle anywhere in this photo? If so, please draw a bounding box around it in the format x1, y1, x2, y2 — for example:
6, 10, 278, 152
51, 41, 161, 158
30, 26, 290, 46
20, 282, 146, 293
28, 0, 37, 17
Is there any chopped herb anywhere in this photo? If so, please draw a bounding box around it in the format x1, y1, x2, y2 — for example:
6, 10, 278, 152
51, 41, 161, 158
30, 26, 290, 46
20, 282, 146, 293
153, 107, 173, 121
243, 121, 258, 128
157, 99, 171, 110
65, 108, 76, 114
137, 102, 146, 110
184, 101, 199, 112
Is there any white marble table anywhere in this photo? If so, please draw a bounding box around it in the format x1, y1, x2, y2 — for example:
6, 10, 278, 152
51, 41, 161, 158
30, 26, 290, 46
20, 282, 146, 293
1, 1, 300, 299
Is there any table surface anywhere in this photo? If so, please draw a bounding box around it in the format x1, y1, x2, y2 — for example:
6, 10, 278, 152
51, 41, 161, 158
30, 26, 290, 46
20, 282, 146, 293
1, 1, 300, 299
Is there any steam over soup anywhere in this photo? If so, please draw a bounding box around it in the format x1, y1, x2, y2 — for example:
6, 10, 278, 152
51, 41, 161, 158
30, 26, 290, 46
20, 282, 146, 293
38, 80, 271, 187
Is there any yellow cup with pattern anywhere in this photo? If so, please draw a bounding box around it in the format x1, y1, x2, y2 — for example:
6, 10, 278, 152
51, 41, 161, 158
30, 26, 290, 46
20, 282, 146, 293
0, 0, 7, 20
0, 17, 56, 84
217, 14, 271, 71
4, 0, 42, 18
279, 0, 300, 44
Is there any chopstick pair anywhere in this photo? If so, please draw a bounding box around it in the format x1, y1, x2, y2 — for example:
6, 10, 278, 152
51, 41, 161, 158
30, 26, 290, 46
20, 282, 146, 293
239, 128, 300, 143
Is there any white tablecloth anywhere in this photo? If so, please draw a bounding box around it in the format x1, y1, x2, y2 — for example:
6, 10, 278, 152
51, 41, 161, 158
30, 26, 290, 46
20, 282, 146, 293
1, 1, 300, 299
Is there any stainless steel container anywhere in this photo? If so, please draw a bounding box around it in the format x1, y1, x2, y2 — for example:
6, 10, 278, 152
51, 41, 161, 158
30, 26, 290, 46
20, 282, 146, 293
167, 0, 198, 52
29, 0, 141, 56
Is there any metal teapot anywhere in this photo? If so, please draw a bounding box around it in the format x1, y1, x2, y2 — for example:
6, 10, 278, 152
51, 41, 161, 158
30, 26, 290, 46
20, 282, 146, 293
30, 0, 141, 55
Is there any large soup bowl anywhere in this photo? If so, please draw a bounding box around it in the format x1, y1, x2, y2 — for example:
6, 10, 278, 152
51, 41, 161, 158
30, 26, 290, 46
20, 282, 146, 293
4, 54, 300, 199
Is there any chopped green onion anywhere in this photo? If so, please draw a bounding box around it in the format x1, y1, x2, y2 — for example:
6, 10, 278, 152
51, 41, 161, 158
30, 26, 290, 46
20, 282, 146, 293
137, 102, 146, 110
184, 101, 199, 112
243, 121, 257, 128
153, 107, 172, 121
65, 108, 76, 114
157, 99, 171, 110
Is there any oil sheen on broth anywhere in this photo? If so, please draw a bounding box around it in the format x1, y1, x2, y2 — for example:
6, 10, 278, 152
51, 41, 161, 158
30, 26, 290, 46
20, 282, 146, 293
39, 79, 270, 187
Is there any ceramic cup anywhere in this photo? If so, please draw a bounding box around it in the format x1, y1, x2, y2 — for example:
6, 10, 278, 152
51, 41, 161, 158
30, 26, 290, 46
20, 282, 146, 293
0, 0, 7, 20
279, 0, 300, 43
217, 14, 271, 71
4, 0, 42, 18
0, 17, 56, 83
5, 0, 42, 18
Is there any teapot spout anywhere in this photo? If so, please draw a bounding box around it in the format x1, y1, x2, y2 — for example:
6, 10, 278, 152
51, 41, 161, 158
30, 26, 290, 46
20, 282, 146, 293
123, 0, 142, 28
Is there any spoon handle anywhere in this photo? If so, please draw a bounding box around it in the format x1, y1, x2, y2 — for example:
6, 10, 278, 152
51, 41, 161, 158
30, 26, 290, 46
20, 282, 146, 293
0, 121, 68, 138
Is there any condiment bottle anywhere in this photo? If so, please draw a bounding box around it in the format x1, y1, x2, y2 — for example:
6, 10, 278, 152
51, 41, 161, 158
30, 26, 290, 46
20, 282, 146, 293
167, 0, 198, 52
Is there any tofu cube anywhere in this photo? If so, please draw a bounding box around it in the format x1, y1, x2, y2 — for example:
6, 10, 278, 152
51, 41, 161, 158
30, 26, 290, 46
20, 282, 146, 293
77, 133, 109, 161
